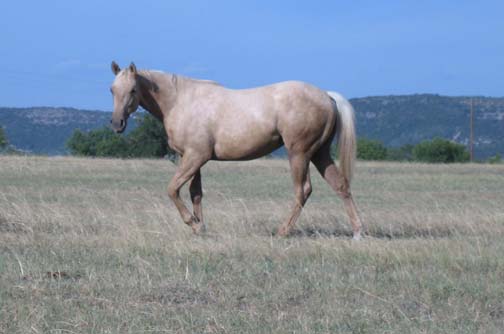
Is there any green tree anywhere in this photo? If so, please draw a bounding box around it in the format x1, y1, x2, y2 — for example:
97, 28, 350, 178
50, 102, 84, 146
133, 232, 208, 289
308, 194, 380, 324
0, 126, 21, 154
357, 138, 388, 160
67, 127, 129, 157
95, 132, 130, 157
127, 114, 170, 158
0, 127, 7, 149
387, 144, 414, 161
487, 154, 501, 164
66, 113, 178, 160
66, 129, 91, 155
413, 137, 470, 163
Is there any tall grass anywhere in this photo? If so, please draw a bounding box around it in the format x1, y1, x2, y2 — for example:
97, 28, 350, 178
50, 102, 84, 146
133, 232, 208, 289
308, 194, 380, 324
1, 156, 503, 333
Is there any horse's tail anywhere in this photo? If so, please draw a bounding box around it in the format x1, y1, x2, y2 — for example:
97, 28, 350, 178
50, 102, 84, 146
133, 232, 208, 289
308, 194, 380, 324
327, 91, 357, 182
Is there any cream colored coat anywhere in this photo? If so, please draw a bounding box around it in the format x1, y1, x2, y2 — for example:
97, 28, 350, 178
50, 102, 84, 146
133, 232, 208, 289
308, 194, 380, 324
110, 62, 363, 239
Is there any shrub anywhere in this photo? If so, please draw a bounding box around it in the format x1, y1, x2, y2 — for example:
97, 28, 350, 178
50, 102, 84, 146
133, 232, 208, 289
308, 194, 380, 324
67, 127, 129, 157
412, 138, 470, 163
356, 138, 388, 160
0, 127, 7, 149
488, 154, 501, 164
387, 144, 414, 161
0, 126, 20, 154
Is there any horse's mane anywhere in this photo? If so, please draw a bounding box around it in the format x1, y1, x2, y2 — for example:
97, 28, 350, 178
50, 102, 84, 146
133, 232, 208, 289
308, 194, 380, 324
189, 78, 221, 86
140, 69, 221, 88
137, 70, 162, 93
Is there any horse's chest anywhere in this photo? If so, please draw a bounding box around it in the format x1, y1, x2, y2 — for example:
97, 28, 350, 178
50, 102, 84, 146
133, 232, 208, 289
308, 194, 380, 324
165, 125, 184, 155
166, 137, 182, 155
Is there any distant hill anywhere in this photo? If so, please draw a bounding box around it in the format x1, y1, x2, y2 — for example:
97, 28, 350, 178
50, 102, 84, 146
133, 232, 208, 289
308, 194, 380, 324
0, 107, 136, 155
351, 94, 504, 159
1, 94, 503, 159
0, 107, 109, 155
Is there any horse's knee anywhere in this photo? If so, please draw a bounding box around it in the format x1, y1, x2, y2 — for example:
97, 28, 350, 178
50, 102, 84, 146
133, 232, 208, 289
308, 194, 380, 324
338, 190, 352, 200
336, 183, 352, 199
167, 185, 178, 200
295, 188, 309, 207
189, 186, 203, 204
191, 193, 202, 205
331, 173, 351, 198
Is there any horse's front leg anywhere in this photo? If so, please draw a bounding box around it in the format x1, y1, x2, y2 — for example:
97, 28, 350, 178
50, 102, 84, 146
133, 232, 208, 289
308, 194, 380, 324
167, 153, 207, 233
189, 169, 205, 233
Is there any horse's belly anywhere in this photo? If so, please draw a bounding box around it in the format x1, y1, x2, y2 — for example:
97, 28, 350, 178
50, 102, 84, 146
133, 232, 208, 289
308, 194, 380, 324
213, 130, 283, 161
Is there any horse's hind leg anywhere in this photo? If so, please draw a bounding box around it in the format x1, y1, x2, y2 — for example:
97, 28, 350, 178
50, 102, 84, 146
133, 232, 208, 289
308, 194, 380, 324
304, 168, 313, 199
277, 154, 311, 236
312, 148, 363, 240
189, 169, 205, 232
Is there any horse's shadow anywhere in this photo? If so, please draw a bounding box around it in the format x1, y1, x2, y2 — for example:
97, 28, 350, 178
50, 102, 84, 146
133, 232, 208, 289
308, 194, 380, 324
286, 227, 353, 238
276, 226, 456, 240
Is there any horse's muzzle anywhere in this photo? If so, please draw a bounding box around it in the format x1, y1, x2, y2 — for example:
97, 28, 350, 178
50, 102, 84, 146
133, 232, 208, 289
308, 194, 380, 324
110, 118, 127, 133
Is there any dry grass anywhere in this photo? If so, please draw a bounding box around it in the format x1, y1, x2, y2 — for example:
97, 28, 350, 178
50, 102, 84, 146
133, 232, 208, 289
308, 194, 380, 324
0, 156, 503, 333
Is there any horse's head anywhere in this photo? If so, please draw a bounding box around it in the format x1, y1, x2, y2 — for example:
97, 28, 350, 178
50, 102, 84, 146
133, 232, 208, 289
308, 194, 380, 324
109, 61, 141, 133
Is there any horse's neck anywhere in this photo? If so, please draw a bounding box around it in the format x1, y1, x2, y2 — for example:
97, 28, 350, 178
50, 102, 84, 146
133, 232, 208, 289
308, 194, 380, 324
138, 71, 179, 121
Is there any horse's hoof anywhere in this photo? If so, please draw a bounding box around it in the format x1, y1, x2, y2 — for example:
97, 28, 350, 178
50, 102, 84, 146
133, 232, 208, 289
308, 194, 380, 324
191, 221, 206, 234
352, 231, 362, 241
276, 227, 290, 237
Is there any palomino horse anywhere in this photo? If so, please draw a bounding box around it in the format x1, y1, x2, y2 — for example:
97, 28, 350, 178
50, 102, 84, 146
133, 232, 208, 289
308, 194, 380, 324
109, 62, 363, 240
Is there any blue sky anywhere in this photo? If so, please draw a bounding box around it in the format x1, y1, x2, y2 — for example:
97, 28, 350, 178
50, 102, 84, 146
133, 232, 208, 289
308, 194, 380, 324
1, 0, 503, 110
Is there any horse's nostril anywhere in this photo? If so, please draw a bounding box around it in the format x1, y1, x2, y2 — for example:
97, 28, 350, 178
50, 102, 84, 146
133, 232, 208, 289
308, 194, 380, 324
120, 119, 125, 127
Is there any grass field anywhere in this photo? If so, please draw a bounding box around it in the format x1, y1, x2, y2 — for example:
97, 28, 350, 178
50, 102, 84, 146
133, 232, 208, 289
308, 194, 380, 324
1, 156, 503, 333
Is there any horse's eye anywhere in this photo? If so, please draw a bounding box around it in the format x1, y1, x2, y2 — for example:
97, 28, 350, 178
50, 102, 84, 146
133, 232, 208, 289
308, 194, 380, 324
131, 88, 136, 94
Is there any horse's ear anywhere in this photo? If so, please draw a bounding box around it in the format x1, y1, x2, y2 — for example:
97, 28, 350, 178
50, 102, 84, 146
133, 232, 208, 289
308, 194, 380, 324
129, 62, 137, 75
111, 61, 121, 75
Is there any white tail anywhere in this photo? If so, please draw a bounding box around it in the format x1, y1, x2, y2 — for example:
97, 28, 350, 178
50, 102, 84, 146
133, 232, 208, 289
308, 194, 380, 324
327, 91, 357, 182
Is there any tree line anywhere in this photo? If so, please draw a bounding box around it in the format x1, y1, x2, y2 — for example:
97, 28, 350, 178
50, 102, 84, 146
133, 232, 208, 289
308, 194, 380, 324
348, 137, 472, 163
1, 115, 501, 163
67, 115, 500, 163
355, 138, 500, 163
65, 113, 489, 163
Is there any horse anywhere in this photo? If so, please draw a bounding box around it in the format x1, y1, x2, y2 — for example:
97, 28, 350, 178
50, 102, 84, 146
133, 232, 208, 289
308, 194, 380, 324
109, 61, 363, 240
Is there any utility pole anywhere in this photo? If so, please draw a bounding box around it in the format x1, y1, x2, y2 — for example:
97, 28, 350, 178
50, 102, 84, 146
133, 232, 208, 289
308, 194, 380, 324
470, 98, 474, 162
